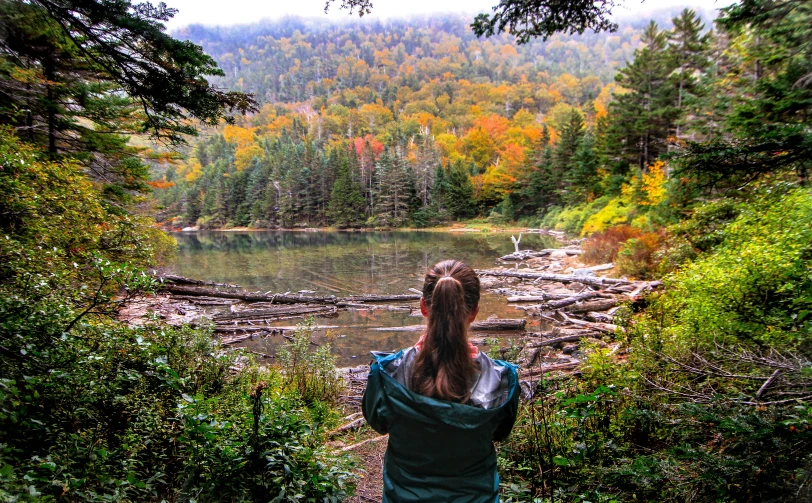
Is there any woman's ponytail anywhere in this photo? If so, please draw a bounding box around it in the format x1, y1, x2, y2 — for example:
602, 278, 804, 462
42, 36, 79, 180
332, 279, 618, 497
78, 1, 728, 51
410, 260, 480, 403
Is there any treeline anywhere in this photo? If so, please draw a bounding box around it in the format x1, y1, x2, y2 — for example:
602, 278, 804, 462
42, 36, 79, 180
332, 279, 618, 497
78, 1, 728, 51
153, 6, 795, 231
149, 13, 653, 228
181, 14, 648, 106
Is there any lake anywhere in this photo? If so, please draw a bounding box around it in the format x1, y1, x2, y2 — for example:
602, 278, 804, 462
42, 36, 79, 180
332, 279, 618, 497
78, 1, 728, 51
169, 230, 559, 365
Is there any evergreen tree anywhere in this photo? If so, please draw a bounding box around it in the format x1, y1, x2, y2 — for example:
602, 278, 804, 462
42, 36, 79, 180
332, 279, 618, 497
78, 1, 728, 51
676, 0, 812, 186
568, 132, 601, 202
0, 0, 256, 207
667, 9, 711, 139
432, 164, 449, 217
328, 157, 365, 227
554, 109, 586, 199
607, 21, 678, 172
445, 160, 476, 219
375, 148, 412, 226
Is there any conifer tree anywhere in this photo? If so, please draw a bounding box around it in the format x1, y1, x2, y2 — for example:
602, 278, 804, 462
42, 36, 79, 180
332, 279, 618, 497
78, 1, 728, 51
375, 148, 412, 226
328, 157, 365, 227
668, 9, 711, 139
445, 160, 476, 219
432, 164, 449, 218
553, 109, 586, 198
568, 132, 601, 203
608, 21, 678, 172
0, 0, 256, 205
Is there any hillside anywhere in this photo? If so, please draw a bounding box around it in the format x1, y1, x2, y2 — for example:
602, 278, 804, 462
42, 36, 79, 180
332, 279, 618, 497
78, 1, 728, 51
150, 12, 698, 229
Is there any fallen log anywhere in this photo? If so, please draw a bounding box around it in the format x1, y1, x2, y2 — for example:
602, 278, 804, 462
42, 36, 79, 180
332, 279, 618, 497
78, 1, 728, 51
557, 311, 619, 333
160, 284, 421, 305
585, 311, 615, 323
160, 284, 339, 303
473, 318, 527, 331
215, 324, 339, 334
570, 263, 614, 275
328, 417, 366, 437
170, 294, 240, 305
565, 299, 619, 314
220, 333, 256, 344
368, 318, 527, 332
343, 294, 421, 303
477, 269, 632, 288
214, 305, 336, 322
626, 281, 663, 298
520, 361, 581, 377
499, 248, 582, 261
542, 291, 605, 310
153, 273, 240, 289
525, 331, 597, 348
602, 284, 637, 294
506, 292, 577, 302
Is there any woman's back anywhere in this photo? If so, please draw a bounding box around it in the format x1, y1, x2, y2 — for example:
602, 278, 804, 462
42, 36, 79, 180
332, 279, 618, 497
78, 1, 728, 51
362, 259, 520, 502
363, 348, 519, 503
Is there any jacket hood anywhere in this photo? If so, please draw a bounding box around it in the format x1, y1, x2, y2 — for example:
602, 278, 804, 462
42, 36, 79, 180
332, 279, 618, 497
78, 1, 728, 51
372, 348, 518, 430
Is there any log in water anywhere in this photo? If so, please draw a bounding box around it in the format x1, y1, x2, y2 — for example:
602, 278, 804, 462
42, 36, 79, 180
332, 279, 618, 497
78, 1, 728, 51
368, 318, 526, 332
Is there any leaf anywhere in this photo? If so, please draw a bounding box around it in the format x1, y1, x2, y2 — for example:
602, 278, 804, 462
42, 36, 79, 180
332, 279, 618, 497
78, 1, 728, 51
552, 455, 569, 466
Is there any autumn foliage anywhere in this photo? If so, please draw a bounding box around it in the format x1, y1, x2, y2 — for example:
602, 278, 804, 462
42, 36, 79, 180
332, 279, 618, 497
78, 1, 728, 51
581, 225, 642, 265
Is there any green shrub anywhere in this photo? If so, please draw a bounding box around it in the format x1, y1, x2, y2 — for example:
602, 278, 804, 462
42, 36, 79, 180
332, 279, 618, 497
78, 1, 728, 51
580, 197, 633, 236
277, 318, 343, 404
0, 129, 356, 502
645, 185, 812, 351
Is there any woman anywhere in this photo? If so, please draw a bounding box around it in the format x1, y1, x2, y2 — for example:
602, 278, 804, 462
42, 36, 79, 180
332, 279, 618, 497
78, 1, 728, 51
363, 259, 520, 503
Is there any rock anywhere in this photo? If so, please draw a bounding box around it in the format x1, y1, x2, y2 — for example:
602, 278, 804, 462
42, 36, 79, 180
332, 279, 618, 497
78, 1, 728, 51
543, 282, 567, 292
479, 276, 501, 288
562, 344, 578, 355
526, 257, 547, 267
550, 250, 569, 259
547, 261, 564, 272
181, 226, 199, 232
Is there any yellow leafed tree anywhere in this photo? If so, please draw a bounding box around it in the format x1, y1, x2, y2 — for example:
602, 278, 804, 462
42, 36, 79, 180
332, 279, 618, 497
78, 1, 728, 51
641, 160, 667, 206
234, 145, 264, 171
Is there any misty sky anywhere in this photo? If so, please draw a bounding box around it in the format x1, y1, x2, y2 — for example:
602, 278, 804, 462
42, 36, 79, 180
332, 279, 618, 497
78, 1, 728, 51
162, 0, 723, 30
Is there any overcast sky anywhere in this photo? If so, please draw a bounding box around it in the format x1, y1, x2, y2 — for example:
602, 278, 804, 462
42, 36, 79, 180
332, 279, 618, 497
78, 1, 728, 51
162, 0, 724, 30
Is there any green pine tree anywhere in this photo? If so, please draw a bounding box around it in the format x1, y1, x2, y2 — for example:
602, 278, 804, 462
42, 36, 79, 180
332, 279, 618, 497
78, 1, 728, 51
446, 160, 476, 219
607, 21, 679, 172
328, 157, 365, 227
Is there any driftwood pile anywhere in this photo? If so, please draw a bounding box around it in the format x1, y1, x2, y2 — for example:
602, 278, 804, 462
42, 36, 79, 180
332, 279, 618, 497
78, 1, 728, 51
148, 273, 528, 347
477, 247, 662, 381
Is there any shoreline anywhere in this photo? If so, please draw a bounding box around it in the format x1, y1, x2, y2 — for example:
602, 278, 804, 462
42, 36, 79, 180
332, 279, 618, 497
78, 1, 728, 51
164, 225, 556, 234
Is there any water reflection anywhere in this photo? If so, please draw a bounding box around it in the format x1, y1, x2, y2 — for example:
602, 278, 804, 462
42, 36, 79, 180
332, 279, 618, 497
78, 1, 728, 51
169, 230, 557, 364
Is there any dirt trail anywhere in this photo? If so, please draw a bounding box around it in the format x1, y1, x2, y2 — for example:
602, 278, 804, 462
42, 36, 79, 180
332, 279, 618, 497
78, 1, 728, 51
344, 436, 386, 503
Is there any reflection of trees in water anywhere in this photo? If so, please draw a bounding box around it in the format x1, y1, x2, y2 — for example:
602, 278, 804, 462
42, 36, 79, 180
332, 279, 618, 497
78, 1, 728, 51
170, 231, 559, 294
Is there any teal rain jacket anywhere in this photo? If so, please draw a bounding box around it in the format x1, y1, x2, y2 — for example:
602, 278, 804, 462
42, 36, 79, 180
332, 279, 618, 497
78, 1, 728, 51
362, 347, 520, 503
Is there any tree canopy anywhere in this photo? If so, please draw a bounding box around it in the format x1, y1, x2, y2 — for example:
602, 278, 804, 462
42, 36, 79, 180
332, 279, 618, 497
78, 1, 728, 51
0, 0, 257, 150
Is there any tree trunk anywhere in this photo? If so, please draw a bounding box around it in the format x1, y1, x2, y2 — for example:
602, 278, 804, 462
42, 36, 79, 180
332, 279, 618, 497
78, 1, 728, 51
477, 269, 631, 287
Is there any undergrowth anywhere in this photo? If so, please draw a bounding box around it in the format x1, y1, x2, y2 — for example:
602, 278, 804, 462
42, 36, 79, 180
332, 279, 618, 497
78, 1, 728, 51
499, 183, 812, 502
0, 130, 355, 502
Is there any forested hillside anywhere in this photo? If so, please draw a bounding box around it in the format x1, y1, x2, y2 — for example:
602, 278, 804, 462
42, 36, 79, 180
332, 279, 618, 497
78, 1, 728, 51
2, 0, 811, 501
151, 11, 723, 229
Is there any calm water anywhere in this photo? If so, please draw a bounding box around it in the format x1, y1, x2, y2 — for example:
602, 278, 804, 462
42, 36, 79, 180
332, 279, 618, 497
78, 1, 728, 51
170, 230, 558, 365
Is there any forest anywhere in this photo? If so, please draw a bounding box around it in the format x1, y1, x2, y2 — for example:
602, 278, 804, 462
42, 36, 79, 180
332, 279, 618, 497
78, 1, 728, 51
150, 12, 689, 229
0, 0, 810, 501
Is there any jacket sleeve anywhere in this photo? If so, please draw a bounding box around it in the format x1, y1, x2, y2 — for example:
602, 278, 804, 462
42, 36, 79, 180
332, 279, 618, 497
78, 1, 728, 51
492, 366, 520, 442
362, 362, 390, 435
